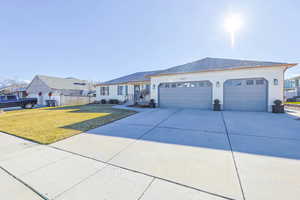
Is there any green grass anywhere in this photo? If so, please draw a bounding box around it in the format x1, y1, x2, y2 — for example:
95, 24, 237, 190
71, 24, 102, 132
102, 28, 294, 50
285, 102, 300, 105
0, 104, 136, 144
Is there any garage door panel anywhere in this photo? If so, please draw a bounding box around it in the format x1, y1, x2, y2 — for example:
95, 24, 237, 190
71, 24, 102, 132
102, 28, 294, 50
159, 81, 212, 109
224, 79, 267, 112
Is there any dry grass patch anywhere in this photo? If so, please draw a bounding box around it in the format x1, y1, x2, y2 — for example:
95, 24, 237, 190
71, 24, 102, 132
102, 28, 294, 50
0, 104, 136, 144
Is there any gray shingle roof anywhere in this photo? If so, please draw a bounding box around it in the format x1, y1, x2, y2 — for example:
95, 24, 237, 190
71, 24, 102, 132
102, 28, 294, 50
98, 57, 293, 85
101, 70, 161, 85
37, 75, 92, 90
154, 57, 288, 75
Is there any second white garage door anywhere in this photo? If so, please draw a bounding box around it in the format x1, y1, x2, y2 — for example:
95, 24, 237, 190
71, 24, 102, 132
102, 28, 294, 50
224, 78, 268, 112
158, 81, 212, 109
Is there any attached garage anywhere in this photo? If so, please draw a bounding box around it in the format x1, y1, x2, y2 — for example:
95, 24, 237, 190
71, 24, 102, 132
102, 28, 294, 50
158, 81, 212, 109
223, 78, 268, 112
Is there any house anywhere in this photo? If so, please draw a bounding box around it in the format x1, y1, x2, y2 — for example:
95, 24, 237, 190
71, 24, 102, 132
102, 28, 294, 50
0, 83, 28, 98
284, 75, 300, 99
96, 71, 160, 104
96, 57, 297, 112
27, 75, 95, 106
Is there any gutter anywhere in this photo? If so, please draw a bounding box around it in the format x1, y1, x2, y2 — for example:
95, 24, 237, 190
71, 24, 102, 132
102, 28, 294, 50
146, 63, 298, 78
95, 80, 151, 87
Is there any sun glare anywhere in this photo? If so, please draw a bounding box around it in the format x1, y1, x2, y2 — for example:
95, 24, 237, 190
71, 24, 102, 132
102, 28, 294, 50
224, 14, 243, 47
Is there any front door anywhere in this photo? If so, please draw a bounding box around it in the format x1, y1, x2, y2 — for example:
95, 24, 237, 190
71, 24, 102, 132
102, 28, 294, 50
134, 85, 140, 103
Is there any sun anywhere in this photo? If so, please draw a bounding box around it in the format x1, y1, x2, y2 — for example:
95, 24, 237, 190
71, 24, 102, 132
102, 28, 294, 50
224, 14, 243, 47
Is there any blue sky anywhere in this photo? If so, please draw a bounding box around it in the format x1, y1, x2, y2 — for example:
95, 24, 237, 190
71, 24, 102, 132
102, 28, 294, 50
0, 0, 299, 82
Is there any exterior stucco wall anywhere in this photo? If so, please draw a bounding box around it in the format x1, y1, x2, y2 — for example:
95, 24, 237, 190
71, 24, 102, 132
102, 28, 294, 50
96, 83, 151, 103
150, 66, 286, 112
96, 84, 135, 102
27, 76, 51, 94
27, 76, 52, 105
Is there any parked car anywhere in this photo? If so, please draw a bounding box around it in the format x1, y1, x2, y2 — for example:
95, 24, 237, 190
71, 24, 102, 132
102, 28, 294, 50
0, 95, 37, 109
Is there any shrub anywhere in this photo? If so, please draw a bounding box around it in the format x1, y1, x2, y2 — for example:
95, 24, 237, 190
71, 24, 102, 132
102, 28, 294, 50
101, 99, 107, 104
274, 99, 282, 106
214, 99, 220, 105
149, 99, 156, 108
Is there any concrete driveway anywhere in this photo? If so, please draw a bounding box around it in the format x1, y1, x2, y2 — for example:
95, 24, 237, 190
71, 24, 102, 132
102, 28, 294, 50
1, 108, 300, 200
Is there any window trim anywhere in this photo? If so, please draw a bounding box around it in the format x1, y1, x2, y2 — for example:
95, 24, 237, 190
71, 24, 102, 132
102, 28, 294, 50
246, 80, 254, 85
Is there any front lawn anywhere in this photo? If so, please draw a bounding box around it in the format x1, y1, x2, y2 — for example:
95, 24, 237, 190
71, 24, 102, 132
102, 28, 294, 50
0, 104, 136, 144
285, 102, 300, 105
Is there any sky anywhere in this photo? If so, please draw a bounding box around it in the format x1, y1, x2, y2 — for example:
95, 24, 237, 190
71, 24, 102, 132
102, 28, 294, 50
0, 0, 299, 82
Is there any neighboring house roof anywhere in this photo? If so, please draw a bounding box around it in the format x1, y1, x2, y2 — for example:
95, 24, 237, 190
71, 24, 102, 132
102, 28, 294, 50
150, 57, 294, 76
36, 75, 92, 91
99, 70, 161, 85
0, 83, 28, 93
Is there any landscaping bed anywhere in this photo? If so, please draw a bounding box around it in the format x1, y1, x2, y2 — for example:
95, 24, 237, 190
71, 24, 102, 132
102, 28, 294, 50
285, 102, 300, 111
0, 104, 136, 144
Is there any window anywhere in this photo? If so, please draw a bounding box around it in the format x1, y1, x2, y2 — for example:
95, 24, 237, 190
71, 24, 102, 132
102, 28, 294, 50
73, 82, 86, 86
256, 80, 264, 85
171, 83, 176, 88
198, 82, 205, 87
246, 80, 254, 85
117, 85, 123, 95
100, 86, 109, 96
233, 80, 242, 86
125, 85, 128, 95
0, 96, 6, 101
183, 82, 190, 87
273, 79, 278, 86
190, 83, 196, 87
145, 84, 150, 93
177, 83, 183, 87
100, 87, 105, 95
165, 83, 170, 88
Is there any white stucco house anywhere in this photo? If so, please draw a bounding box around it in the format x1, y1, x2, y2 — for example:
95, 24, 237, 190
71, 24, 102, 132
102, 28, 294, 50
284, 75, 300, 99
96, 57, 297, 112
27, 75, 95, 106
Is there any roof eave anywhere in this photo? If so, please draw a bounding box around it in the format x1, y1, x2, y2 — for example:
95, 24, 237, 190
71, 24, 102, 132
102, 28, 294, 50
147, 63, 298, 78
95, 80, 150, 87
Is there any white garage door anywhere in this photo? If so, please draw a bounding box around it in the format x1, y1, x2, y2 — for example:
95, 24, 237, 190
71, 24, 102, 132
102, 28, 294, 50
158, 81, 212, 109
224, 78, 268, 112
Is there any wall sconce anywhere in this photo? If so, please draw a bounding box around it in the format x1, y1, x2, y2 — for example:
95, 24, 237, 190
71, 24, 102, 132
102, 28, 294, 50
273, 79, 278, 86
216, 81, 220, 88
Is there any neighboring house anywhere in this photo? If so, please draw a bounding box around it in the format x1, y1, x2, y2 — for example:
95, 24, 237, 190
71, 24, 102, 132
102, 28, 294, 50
96, 71, 159, 105
284, 75, 300, 99
27, 75, 95, 106
96, 57, 297, 112
0, 84, 28, 98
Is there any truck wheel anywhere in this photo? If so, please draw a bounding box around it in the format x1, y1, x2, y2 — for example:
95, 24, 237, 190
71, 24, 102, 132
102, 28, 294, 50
24, 103, 33, 109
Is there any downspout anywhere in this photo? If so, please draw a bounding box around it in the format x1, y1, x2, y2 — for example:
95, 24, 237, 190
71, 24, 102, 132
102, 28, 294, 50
283, 66, 288, 101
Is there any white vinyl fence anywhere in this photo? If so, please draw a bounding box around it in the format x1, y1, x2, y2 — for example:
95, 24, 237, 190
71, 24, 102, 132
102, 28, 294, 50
59, 95, 96, 106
